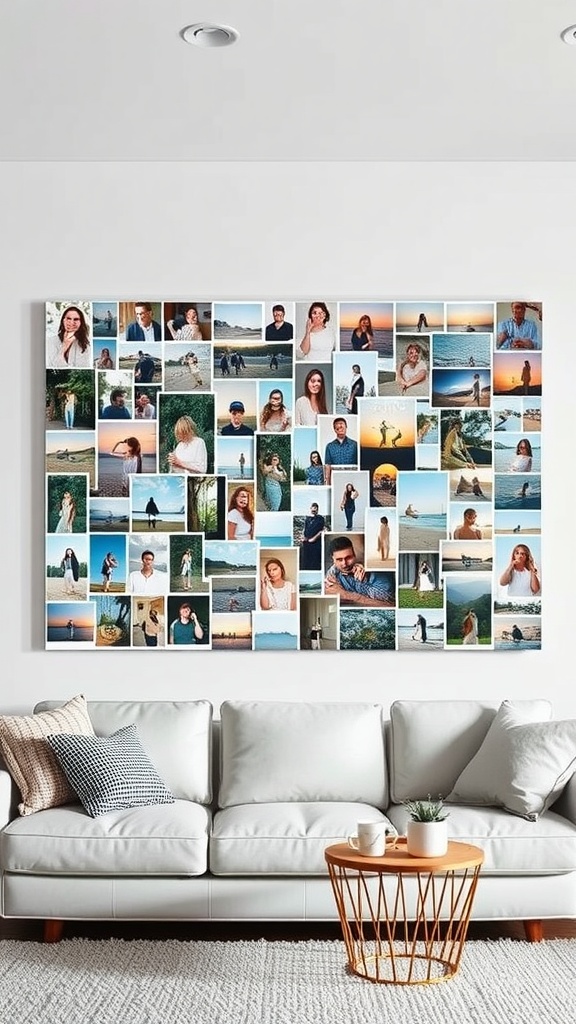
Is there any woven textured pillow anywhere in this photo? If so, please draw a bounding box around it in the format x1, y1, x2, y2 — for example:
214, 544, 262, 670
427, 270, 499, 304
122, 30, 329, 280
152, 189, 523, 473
46, 724, 175, 817
0, 695, 95, 815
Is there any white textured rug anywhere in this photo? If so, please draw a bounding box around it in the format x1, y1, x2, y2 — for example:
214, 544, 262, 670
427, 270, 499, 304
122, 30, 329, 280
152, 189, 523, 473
0, 938, 574, 1024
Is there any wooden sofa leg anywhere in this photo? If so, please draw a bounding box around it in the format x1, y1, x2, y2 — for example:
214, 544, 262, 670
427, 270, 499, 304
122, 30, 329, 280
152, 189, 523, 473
523, 919, 543, 942
44, 919, 65, 943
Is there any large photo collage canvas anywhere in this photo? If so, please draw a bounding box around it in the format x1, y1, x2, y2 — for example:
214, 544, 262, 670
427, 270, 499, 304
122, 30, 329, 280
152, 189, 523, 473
45, 299, 542, 651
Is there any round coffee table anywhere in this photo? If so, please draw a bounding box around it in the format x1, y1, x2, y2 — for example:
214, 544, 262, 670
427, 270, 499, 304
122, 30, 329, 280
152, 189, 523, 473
325, 839, 484, 985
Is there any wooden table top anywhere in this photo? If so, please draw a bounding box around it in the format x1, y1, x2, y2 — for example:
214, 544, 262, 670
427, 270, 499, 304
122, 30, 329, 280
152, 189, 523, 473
325, 838, 484, 873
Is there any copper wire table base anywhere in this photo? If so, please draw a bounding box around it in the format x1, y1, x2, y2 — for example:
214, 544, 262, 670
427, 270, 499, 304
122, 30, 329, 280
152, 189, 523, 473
325, 840, 484, 985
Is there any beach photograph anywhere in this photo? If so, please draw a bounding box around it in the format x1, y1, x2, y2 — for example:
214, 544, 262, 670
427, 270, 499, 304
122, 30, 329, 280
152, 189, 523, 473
397, 471, 448, 551
431, 332, 491, 368
212, 577, 256, 614
46, 432, 96, 492
89, 534, 126, 593
377, 337, 430, 399
493, 509, 540, 535
445, 577, 492, 646
253, 610, 298, 650
46, 535, 88, 602
493, 352, 541, 397
493, 398, 522, 433
397, 607, 444, 650
449, 503, 493, 540
494, 615, 541, 651
217, 437, 254, 482
163, 343, 212, 392
523, 397, 541, 431
338, 302, 393, 358
339, 609, 395, 650
450, 468, 493, 503
494, 473, 540, 510
255, 510, 293, 548
432, 368, 491, 408
97, 420, 157, 497
493, 432, 541, 475
214, 342, 293, 379
131, 474, 186, 533
213, 302, 263, 340
446, 301, 494, 334
204, 540, 257, 576
395, 301, 444, 333
299, 571, 323, 595
211, 612, 252, 650
46, 601, 95, 647
441, 540, 493, 574
92, 302, 118, 339
89, 496, 130, 532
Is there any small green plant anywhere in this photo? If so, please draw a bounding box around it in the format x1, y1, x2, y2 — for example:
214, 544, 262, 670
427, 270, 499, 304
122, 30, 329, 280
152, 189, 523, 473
403, 795, 449, 822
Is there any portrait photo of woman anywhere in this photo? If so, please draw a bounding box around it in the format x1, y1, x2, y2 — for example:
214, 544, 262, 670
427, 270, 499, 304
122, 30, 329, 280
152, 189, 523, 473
47, 305, 92, 369
259, 558, 297, 611
227, 486, 254, 540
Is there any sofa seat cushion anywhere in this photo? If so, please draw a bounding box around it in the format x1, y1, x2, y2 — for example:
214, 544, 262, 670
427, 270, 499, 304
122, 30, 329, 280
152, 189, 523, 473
1, 800, 210, 876
210, 802, 393, 875
386, 804, 576, 874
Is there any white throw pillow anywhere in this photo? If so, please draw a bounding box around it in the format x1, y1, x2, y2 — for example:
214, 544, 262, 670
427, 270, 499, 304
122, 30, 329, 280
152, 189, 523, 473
447, 701, 576, 820
219, 701, 388, 808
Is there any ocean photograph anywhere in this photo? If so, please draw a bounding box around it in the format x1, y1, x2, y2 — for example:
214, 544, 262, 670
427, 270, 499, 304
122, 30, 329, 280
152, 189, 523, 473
494, 474, 541, 510
493, 438, 541, 474
432, 333, 491, 368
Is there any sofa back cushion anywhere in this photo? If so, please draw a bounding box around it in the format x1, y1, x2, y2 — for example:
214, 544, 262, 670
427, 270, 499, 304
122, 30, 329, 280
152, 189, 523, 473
389, 699, 552, 804
35, 701, 212, 804
219, 701, 388, 808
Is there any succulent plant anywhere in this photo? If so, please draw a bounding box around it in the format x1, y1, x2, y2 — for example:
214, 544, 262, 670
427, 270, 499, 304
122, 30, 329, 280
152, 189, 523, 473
403, 796, 449, 822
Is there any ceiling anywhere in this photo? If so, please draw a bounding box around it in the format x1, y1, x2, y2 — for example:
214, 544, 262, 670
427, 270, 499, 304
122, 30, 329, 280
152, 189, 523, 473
2, 1, 576, 162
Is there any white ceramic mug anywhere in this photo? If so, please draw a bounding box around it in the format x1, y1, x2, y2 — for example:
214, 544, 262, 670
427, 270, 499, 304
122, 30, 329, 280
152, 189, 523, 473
347, 821, 398, 857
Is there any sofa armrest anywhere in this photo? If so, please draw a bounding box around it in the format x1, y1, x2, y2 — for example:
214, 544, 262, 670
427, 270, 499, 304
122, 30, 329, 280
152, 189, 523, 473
552, 772, 576, 825
0, 769, 16, 829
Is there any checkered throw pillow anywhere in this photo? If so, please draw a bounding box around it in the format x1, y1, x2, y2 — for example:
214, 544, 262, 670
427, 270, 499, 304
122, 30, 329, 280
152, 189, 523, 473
46, 724, 174, 817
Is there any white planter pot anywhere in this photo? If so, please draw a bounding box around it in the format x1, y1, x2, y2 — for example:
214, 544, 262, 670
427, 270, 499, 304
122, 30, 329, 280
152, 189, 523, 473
406, 820, 448, 858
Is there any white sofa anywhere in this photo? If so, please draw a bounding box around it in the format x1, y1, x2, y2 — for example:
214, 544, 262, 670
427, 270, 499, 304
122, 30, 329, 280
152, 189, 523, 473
1, 698, 575, 943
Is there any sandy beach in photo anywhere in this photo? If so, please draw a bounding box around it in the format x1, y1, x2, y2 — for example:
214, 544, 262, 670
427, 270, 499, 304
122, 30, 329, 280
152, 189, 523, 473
46, 450, 95, 489
432, 390, 490, 408
164, 361, 211, 392
523, 415, 541, 431
212, 636, 252, 650
494, 527, 539, 535
45, 578, 88, 601
131, 517, 184, 533
398, 525, 445, 549
89, 582, 125, 594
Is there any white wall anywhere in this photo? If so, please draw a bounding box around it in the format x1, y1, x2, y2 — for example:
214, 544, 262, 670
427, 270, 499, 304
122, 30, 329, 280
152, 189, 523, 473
0, 162, 568, 714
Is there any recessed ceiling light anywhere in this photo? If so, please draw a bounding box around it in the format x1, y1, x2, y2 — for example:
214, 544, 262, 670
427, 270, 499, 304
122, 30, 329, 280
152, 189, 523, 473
561, 24, 576, 45
181, 23, 239, 48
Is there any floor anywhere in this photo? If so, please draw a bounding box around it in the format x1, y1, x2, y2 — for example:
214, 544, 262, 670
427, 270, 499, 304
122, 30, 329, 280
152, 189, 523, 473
1, 917, 574, 943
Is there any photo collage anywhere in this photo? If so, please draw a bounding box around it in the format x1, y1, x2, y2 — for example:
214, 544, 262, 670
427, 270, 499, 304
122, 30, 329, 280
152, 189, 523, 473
45, 299, 542, 651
